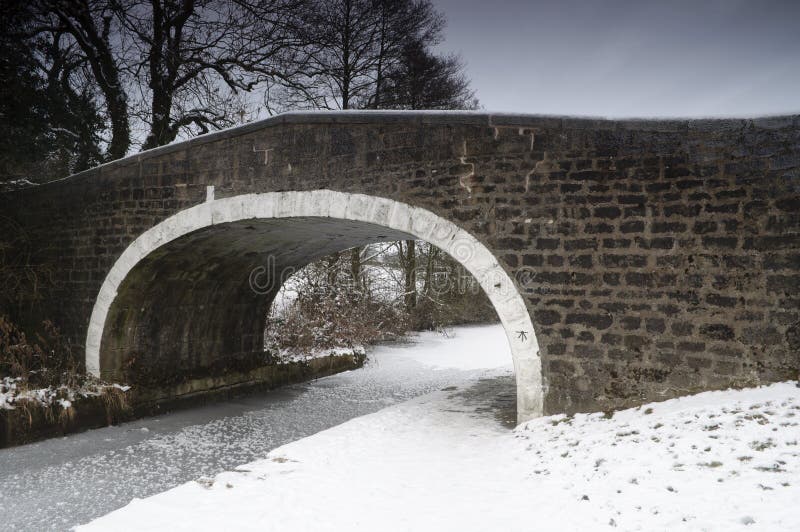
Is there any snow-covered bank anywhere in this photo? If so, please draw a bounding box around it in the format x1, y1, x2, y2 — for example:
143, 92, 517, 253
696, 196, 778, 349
80, 379, 800, 531
0, 377, 129, 411
273, 345, 366, 364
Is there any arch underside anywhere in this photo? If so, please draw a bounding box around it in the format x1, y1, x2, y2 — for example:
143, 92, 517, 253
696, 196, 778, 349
101, 217, 414, 385
88, 191, 543, 421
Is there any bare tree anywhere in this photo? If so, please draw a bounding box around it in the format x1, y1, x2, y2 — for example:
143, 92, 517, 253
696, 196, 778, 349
285, 0, 446, 280
367, 0, 443, 109
290, 0, 443, 110
113, 0, 311, 149
290, 0, 379, 109
18, 0, 313, 161
34, 0, 132, 160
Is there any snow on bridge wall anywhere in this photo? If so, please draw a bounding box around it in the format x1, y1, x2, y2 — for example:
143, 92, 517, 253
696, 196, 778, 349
1, 111, 799, 418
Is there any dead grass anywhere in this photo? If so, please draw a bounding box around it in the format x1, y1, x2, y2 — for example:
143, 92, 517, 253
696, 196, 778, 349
1, 315, 130, 428
0, 315, 82, 391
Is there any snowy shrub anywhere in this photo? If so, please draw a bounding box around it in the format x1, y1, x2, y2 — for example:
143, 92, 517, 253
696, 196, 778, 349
0, 316, 130, 418
265, 275, 409, 355
265, 243, 498, 356
406, 251, 496, 331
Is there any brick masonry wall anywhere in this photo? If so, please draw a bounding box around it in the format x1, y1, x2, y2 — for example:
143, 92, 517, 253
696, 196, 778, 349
1, 112, 798, 414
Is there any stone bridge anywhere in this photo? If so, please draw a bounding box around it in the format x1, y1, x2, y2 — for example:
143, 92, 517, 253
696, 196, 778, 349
1, 111, 799, 422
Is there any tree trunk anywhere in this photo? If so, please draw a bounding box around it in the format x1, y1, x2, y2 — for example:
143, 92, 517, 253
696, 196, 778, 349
340, 0, 351, 109
142, 0, 172, 150
423, 243, 436, 297
373, 8, 387, 109
143, 91, 174, 150
105, 94, 130, 160
326, 251, 340, 287
350, 246, 362, 289
403, 239, 416, 311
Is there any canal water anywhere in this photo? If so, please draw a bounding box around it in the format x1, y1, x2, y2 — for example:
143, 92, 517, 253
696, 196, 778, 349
0, 324, 514, 531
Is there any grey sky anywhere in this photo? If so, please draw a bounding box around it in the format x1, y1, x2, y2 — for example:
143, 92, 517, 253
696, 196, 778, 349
432, 0, 800, 117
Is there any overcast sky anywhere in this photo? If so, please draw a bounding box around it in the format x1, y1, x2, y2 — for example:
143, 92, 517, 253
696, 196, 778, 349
432, 0, 800, 118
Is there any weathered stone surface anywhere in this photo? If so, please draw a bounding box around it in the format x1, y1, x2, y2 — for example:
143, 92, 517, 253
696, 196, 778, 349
1, 111, 799, 416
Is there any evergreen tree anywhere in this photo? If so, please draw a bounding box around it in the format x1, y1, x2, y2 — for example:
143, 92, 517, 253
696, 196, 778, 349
0, 5, 104, 185
377, 38, 478, 111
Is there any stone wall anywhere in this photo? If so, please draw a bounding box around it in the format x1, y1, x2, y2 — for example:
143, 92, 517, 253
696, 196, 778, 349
1, 112, 798, 415
0, 352, 365, 448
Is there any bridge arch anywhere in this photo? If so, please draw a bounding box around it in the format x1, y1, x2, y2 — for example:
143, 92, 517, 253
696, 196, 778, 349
85, 190, 543, 421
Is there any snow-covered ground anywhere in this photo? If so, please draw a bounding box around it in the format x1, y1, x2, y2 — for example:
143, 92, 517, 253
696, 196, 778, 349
80, 373, 800, 530
0, 324, 512, 531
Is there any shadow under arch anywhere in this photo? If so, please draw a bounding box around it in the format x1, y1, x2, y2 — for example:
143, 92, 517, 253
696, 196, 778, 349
85, 190, 543, 422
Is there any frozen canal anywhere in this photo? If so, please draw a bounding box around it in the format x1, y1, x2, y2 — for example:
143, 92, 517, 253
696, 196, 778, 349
0, 324, 514, 531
